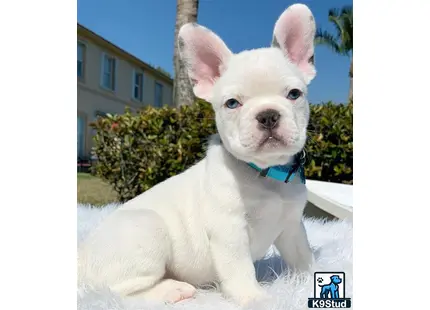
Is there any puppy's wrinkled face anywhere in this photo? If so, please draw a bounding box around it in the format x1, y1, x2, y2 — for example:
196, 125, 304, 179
212, 48, 310, 167
179, 4, 316, 168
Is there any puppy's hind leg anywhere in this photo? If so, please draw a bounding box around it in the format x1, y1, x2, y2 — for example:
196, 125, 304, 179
106, 210, 171, 298
111, 275, 162, 297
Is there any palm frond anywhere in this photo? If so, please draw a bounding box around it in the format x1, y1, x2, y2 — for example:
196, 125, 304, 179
341, 8, 353, 51
340, 6, 353, 17
315, 29, 341, 54
328, 8, 341, 18
328, 14, 344, 41
316, 5, 353, 56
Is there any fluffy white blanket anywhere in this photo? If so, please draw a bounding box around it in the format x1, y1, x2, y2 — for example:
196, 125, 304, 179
77, 203, 353, 310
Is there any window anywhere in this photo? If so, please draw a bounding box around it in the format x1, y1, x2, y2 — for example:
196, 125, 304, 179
77, 116, 85, 158
77, 42, 85, 79
154, 82, 163, 107
101, 54, 116, 90
133, 71, 144, 101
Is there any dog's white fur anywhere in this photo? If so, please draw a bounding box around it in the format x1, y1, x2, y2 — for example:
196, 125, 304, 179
78, 4, 317, 307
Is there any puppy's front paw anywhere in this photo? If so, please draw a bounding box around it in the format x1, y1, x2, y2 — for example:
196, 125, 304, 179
232, 287, 271, 308
141, 279, 196, 304
240, 294, 271, 308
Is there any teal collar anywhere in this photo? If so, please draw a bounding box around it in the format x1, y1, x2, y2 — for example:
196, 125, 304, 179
248, 150, 306, 184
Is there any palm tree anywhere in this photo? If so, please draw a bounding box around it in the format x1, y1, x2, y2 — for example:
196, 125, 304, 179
315, 6, 353, 101
173, 0, 199, 107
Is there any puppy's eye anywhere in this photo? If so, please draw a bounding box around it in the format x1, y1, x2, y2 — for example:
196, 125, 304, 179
225, 99, 241, 109
286, 89, 302, 100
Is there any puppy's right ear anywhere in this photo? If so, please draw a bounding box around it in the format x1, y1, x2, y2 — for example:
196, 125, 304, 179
178, 23, 232, 101
271, 4, 316, 84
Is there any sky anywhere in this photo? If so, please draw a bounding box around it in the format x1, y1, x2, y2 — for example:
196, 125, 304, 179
78, 0, 352, 104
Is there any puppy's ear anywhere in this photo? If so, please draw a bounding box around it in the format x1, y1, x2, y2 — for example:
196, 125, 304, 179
272, 4, 316, 83
178, 23, 232, 101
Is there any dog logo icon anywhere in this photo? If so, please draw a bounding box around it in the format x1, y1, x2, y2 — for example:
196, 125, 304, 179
318, 275, 342, 299
308, 272, 351, 308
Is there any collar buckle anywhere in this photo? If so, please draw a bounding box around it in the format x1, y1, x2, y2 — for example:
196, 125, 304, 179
250, 150, 307, 184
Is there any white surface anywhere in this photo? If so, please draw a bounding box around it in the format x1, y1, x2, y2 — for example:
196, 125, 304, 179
306, 180, 353, 220
77, 203, 353, 310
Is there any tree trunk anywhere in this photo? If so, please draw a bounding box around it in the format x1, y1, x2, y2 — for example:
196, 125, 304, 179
173, 0, 199, 107
348, 57, 353, 102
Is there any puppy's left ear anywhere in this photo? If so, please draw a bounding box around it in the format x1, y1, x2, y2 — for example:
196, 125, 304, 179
178, 23, 232, 101
272, 4, 316, 83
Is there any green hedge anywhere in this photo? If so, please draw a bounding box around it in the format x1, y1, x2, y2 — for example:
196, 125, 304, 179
306, 101, 353, 184
91, 100, 352, 202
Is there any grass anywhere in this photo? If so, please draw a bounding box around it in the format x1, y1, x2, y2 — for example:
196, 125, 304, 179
77, 173, 118, 206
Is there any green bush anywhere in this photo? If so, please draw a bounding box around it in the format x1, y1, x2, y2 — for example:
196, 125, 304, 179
305, 101, 353, 184
91, 100, 352, 202
90, 99, 216, 202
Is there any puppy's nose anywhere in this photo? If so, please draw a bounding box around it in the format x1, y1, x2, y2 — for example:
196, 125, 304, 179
256, 109, 280, 129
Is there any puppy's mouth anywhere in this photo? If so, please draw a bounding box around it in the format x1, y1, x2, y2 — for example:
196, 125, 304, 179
257, 133, 286, 149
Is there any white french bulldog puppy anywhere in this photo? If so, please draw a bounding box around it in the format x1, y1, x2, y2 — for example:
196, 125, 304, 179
78, 3, 316, 307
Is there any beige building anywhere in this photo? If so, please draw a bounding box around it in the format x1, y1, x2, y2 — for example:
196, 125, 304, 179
77, 23, 174, 158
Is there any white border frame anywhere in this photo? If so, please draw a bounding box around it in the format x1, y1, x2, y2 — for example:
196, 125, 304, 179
353, 1, 430, 308
1, 1, 430, 309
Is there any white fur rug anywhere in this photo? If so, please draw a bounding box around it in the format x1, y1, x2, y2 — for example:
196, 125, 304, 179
77, 203, 353, 310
